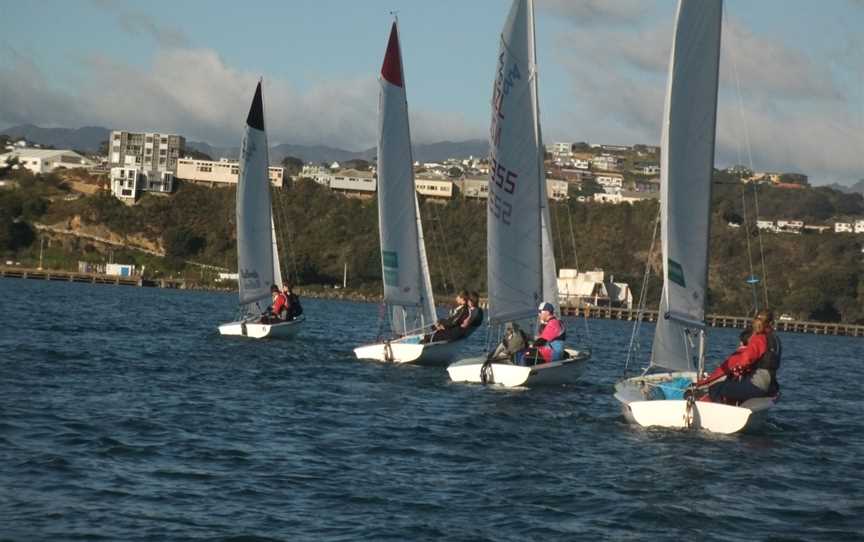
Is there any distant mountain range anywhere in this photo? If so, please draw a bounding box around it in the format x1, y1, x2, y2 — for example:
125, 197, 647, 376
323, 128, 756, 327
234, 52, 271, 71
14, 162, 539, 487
827, 179, 864, 195
1, 124, 488, 165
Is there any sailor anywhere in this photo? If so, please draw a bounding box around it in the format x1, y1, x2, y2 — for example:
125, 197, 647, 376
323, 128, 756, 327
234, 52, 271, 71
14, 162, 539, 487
532, 302, 566, 363
697, 310, 781, 404
463, 291, 484, 334
263, 284, 289, 323
424, 290, 469, 343
281, 284, 303, 320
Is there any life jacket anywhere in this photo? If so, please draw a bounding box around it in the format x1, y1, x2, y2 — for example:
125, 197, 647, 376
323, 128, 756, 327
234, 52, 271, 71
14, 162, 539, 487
273, 293, 289, 320
538, 317, 567, 342
755, 333, 781, 390
288, 292, 303, 317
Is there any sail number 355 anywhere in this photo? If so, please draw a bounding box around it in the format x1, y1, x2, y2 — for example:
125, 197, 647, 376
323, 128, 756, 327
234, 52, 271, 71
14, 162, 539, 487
489, 158, 517, 225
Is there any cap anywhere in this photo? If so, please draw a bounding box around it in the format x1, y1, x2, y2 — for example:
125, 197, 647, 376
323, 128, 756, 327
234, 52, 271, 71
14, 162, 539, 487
538, 302, 555, 313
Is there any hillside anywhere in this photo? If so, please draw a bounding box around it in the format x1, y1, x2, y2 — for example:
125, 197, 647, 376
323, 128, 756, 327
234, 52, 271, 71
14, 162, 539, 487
1, 170, 862, 323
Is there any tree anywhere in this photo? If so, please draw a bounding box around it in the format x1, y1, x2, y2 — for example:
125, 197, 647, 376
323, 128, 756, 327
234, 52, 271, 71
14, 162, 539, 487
448, 166, 463, 178
281, 156, 303, 176
184, 148, 213, 161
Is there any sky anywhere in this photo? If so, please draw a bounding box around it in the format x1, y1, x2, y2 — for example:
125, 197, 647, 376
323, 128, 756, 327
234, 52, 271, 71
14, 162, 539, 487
0, 0, 862, 185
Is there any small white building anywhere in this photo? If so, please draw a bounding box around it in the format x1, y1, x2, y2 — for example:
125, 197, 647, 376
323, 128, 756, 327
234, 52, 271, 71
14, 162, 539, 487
855, 220, 864, 234
176, 158, 284, 188
591, 154, 621, 171
546, 142, 572, 157
757, 220, 777, 232
595, 173, 624, 191
415, 178, 454, 199
776, 220, 804, 233
835, 222, 854, 233
0, 149, 95, 175
110, 166, 174, 202
329, 169, 376, 196
299, 164, 333, 186
557, 268, 632, 309
457, 177, 489, 199
641, 164, 660, 175
546, 178, 569, 201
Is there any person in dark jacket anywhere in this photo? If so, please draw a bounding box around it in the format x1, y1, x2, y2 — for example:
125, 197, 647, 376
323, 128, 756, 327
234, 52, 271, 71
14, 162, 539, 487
423, 290, 469, 343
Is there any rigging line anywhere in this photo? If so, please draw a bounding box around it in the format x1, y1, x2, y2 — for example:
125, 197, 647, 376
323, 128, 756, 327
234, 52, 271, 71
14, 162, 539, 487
624, 206, 661, 375
740, 183, 757, 313
273, 188, 293, 282
429, 201, 456, 294
752, 185, 770, 308
551, 200, 565, 270
565, 204, 578, 270
726, 1, 770, 309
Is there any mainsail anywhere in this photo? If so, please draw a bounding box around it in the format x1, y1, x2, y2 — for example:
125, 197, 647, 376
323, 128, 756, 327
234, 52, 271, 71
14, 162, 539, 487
377, 22, 437, 335
487, 0, 547, 324
650, 0, 722, 371
236, 82, 277, 307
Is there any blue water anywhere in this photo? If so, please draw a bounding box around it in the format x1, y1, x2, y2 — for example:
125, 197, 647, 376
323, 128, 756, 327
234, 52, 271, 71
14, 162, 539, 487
1, 279, 862, 541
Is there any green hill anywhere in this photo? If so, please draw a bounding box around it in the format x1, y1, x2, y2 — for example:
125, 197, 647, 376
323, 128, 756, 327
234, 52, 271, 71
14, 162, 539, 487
2, 170, 862, 324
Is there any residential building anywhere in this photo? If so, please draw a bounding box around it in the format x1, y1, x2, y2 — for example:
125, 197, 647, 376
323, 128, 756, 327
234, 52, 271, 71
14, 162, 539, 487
546, 178, 569, 201
756, 220, 777, 232
557, 268, 632, 309
591, 154, 621, 171
803, 225, 831, 234
855, 220, 864, 234
640, 164, 660, 175
329, 169, 376, 197
176, 158, 284, 188
108, 131, 185, 201
776, 220, 804, 233
415, 177, 454, 199
0, 148, 95, 175
456, 177, 489, 199
834, 222, 853, 233
110, 166, 173, 203
546, 142, 572, 157
595, 173, 624, 192
109, 131, 184, 173
299, 164, 333, 186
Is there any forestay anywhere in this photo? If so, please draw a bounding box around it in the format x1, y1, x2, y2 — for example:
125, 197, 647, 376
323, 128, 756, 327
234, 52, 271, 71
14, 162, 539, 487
650, 0, 722, 371
377, 22, 437, 334
487, 0, 546, 325
236, 82, 277, 308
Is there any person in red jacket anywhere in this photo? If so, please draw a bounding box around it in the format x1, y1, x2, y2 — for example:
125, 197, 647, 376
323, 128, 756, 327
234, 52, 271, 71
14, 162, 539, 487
261, 284, 288, 324
533, 302, 566, 363
697, 310, 779, 404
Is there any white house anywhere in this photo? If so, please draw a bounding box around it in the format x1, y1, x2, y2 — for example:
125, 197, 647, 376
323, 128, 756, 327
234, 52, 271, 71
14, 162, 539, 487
855, 220, 864, 234
641, 164, 660, 175
776, 220, 804, 233
557, 268, 632, 309
329, 169, 376, 196
835, 222, 854, 233
415, 177, 454, 199
0, 149, 95, 175
595, 173, 624, 193
110, 166, 174, 203
457, 177, 489, 199
176, 158, 284, 188
591, 154, 621, 171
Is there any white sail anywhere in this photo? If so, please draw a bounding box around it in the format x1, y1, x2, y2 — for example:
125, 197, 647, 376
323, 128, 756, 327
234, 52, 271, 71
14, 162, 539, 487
539, 138, 558, 309
377, 22, 437, 334
487, 0, 545, 324
651, 0, 722, 370
236, 82, 276, 307
271, 216, 283, 291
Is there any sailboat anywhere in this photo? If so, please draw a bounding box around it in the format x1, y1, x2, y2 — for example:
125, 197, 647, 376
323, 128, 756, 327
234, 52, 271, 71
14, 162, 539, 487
353, 21, 467, 365
218, 82, 305, 339
447, 0, 591, 387
613, 0, 776, 433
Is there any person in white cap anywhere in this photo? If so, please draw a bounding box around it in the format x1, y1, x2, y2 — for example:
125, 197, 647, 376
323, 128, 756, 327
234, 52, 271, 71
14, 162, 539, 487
533, 302, 566, 363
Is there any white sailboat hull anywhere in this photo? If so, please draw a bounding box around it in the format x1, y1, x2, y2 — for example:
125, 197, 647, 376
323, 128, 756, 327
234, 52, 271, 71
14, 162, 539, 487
218, 315, 305, 339
447, 349, 590, 388
354, 335, 465, 366
614, 372, 777, 434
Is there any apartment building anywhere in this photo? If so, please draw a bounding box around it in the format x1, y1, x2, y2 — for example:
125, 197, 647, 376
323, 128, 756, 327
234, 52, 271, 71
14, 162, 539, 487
108, 131, 185, 200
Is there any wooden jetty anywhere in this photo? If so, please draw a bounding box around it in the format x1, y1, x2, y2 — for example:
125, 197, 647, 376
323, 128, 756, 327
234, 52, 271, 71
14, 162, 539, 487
0, 266, 186, 289
560, 305, 864, 337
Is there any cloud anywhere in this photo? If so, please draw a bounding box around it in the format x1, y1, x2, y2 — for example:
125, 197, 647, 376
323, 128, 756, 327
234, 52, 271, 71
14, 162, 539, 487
538, 0, 650, 26
0, 45, 481, 150
89, 0, 189, 48
545, 7, 862, 184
